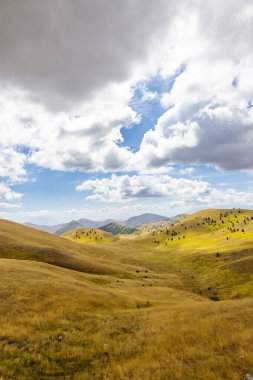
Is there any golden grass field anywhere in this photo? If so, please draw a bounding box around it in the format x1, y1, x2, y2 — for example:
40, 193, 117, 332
0, 209, 253, 379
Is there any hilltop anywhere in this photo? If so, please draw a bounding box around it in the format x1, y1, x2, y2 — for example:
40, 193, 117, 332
62, 227, 118, 243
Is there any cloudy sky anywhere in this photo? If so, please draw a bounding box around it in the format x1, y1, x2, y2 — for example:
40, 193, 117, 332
1, 0, 253, 224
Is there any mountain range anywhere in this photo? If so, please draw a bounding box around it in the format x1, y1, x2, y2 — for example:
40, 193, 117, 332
25, 213, 182, 235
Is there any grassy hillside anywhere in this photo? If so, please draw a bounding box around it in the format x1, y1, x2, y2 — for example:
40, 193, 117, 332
0, 219, 136, 277
62, 227, 118, 243
71, 209, 253, 299
135, 215, 186, 235
100, 222, 136, 235
0, 258, 253, 379
0, 211, 253, 379
151, 208, 253, 252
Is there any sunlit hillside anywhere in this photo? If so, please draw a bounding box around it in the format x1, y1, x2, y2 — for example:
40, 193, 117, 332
0, 219, 134, 277
62, 227, 118, 243
151, 209, 253, 253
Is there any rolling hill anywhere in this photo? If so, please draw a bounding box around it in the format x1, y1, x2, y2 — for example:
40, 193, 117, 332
150, 208, 253, 253
62, 227, 118, 243
137, 208, 253, 299
1, 210, 253, 379
0, 218, 135, 277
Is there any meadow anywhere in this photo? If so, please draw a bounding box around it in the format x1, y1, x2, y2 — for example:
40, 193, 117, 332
0, 209, 253, 379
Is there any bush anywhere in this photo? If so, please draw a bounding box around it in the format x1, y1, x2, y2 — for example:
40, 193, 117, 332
209, 295, 220, 301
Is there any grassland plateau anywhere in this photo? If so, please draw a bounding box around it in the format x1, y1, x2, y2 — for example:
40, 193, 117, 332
0, 209, 253, 379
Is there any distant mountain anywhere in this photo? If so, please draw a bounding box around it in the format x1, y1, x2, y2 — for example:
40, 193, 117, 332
136, 214, 188, 234
25, 219, 120, 236
25, 222, 64, 234
77, 218, 118, 228
54, 221, 83, 235
125, 213, 170, 228
100, 223, 136, 235
170, 214, 188, 224
25, 213, 187, 236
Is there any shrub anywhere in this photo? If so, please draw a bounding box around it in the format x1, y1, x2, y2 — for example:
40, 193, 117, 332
209, 295, 220, 301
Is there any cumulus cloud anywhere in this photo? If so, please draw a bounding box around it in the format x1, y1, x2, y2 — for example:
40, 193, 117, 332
137, 0, 253, 170
0, 147, 27, 183
0, 183, 22, 209
76, 174, 253, 207
137, 104, 253, 170
0, 82, 137, 173
0, 0, 174, 109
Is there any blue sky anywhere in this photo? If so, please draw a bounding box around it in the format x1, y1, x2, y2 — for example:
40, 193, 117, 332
1, 1, 253, 225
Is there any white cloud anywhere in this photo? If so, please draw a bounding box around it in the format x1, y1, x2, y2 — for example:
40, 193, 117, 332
0, 82, 138, 173
0, 202, 21, 209
0, 0, 253, 184
0, 207, 90, 224
136, 0, 253, 171
77, 173, 253, 208
0, 183, 22, 210
178, 167, 195, 176
0, 0, 173, 109
0, 147, 27, 183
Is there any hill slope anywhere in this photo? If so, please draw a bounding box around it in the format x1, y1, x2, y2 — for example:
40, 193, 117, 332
152, 208, 253, 253
0, 219, 134, 276
100, 222, 136, 235
138, 208, 253, 299
62, 227, 118, 243
2, 256, 253, 380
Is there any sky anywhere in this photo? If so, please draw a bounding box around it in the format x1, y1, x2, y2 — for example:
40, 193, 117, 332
1, 0, 253, 225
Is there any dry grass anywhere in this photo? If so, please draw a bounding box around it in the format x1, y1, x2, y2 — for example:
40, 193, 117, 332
0, 211, 253, 379
0, 219, 138, 277
0, 261, 252, 380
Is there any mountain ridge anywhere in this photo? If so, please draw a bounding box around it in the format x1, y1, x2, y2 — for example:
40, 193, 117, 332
25, 212, 178, 235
